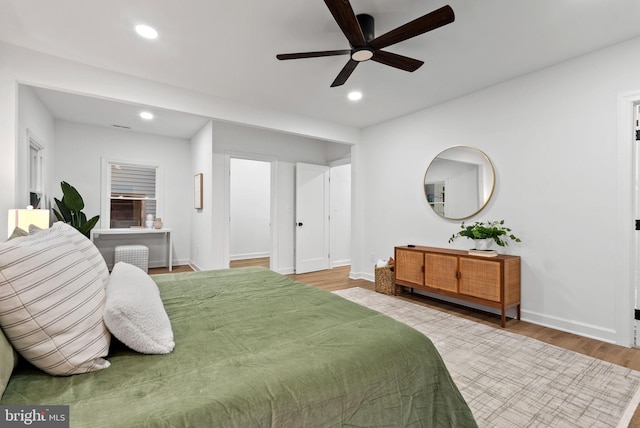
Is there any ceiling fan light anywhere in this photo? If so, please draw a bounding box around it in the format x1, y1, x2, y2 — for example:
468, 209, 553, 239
351, 48, 373, 62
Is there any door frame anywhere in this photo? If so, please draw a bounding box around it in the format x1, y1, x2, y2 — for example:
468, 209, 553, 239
616, 90, 640, 347
224, 152, 278, 271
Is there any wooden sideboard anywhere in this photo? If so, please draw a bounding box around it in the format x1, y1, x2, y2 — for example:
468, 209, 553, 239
394, 245, 521, 327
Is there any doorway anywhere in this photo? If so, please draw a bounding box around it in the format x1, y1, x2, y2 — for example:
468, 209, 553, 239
229, 158, 271, 268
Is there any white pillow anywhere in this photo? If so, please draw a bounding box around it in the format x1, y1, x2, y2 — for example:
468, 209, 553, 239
0, 226, 111, 375
104, 262, 174, 354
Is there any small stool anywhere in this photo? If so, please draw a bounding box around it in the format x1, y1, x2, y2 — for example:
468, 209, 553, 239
114, 245, 149, 273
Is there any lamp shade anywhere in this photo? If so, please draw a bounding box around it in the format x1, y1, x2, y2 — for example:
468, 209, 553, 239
7, 208, 50, 238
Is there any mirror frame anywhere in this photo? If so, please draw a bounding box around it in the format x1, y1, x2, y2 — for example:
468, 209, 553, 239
423, 145, 496, 220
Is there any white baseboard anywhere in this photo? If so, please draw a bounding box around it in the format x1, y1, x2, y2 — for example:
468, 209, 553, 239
332, 259, 351, 268
349, 271, 374, 282
230, 252, 269, 261
148, 258, 190, 269
188, 261, 203, 272
521, 309, 617, 345
398, 286, 618, 345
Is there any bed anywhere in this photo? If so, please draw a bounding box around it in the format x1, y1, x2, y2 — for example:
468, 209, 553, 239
0, 226, 476, 427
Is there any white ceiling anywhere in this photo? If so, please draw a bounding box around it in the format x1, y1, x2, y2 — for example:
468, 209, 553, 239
31, 88, 211, 139
3, 0, 640, 134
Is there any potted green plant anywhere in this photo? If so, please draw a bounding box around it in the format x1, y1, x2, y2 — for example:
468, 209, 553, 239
52, 181, 100, 237
449, 220, 521, 250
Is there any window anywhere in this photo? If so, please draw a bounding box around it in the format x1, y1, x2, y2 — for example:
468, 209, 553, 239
28, 130, 44, 208
102, 160, 162, 229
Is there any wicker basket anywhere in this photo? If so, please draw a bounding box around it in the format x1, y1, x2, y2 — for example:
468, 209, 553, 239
374, 266, 396, 295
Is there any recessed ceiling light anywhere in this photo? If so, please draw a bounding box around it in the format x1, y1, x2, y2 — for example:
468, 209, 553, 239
135, 24, 158, 40
348, 91, 363, 101
140, 111, 154, 120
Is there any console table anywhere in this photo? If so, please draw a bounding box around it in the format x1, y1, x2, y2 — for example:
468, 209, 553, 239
90, 228, 172, 271
394, 245, 520, 327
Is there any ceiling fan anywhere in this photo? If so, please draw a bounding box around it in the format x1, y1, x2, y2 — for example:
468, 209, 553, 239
276, 1, 455, 87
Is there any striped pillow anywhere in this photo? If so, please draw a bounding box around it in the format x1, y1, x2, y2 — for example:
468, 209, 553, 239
49, 222, 109, 288
0, 226, 111, 375
0, 326, 18, 399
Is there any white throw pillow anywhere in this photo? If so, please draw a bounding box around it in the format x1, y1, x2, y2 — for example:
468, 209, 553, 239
0, 226, 111, 375
104, 262, 174, 354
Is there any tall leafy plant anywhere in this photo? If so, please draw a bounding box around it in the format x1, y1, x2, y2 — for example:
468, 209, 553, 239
52, 181, 100, 237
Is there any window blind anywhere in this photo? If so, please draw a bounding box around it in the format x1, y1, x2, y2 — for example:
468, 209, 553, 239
109, 164, 158, 228
110, 164, 156, 198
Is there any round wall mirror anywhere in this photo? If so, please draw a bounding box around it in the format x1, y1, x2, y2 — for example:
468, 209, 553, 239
424, 146, 495, 220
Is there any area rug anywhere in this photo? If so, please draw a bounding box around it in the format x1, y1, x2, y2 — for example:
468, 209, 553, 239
333, 287, 640, 428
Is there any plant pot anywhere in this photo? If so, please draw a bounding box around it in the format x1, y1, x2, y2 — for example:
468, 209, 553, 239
474, 239, 492, 250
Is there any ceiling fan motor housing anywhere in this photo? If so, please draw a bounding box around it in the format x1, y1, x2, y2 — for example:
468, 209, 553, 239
352, 14, 375, 61
356, 14, 374, 42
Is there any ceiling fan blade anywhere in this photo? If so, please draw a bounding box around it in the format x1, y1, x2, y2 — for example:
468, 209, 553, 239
371, 50, 424, 72
369, 5, 454, 50
324, 0, 366, 47
277, 50, 351, 60
330, 59, 359, 87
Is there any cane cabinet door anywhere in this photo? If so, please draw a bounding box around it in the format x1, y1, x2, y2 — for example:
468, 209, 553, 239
395, 248, 424, 286
425, 253, 458, 293
458, 257, 501, 302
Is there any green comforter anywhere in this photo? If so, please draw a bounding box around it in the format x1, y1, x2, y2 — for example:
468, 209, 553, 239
2, 267, 476, 427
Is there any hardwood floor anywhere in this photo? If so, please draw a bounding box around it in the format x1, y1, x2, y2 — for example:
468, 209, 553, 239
150, 263, 640, 426
229, 257, 270, 268
148, 264, 194, 274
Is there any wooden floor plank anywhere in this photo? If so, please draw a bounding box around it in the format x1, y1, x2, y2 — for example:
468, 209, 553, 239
229, 257, 270, 268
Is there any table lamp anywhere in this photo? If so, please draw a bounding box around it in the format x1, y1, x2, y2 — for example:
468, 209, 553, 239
7, 206, 50, 238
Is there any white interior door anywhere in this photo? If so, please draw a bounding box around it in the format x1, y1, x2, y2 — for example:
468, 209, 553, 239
295, 162, 330, 274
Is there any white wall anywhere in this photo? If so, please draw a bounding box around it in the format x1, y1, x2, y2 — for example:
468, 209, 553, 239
190, 121, 215, 271
353, 36, 640, 345
230, 158, 271, 260
54, 120, 192, 267
275, 162, 295, 273
0, 41, 360, 237
17, 85, 56, 211
330, 163, 351, 267
211, 120, 351, 273
9, 34, 640, 346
